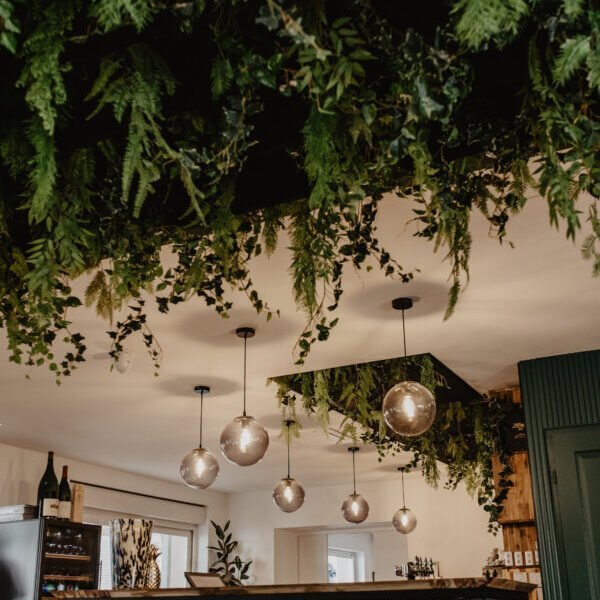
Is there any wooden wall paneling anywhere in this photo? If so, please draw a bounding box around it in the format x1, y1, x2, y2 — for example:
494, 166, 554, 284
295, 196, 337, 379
489, 388, 541, 597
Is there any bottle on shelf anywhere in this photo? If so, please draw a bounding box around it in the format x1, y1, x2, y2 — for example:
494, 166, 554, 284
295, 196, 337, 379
58, 465, 72, 520
37, 451, 59, 518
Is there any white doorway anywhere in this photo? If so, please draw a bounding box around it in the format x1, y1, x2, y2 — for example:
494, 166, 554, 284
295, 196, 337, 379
274, 524, 407, 584
327, 532, 372, 583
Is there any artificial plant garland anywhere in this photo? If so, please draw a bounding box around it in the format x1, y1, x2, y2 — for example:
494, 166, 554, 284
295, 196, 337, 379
272, 355, 513, 532
0, 0, 597, 378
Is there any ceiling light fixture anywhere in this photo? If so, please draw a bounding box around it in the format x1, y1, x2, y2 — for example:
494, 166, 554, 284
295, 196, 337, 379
273, 420, 305, 513
392, 466, 417, 534
180, 385, 220, 489
114, 349, 134, 374
382, 297, 436, 437
220, 327, 269, 466
341, 446, 369, 524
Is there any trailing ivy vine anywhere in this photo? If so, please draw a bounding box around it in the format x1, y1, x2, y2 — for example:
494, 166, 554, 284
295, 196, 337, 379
272, 354, 513, 532
0, 1, 597, 378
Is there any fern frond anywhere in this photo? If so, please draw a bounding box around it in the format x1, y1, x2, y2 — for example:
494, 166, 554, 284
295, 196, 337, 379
26, 118, 57, 225
563, 0, 584, 19
17, 0, 76, 133
211, 55, 234, 99
88, 43, 177, 215
89, 0, 158, 32
554, 35, 591, 84
452, 0, 529, 50
586, 46, 600, 92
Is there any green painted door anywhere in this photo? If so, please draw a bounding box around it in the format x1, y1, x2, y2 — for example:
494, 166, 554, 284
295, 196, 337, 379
546, 424, 600, 600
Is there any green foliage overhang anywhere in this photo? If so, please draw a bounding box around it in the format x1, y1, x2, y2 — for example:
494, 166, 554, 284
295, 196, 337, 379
0, 0, 598, 376
272, 354, 513, 532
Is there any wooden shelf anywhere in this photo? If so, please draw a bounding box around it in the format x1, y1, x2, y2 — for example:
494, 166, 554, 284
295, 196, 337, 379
43, 574, 93, 582
503, 564, 541, 569
45, 553, 91, 561
498, 519, 536, 526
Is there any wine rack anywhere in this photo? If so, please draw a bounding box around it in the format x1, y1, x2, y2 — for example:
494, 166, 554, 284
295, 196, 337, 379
39, 519, 101, 598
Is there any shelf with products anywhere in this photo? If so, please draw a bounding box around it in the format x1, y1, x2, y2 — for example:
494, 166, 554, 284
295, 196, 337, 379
38, 518, 102, 597
43, 574, 93, 582
45, 552, 92, 561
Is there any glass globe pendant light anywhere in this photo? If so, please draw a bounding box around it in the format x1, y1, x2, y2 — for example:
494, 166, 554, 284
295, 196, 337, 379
180, 385, 220, 489
392, 467, 417, 534
382, 298, 436, 437
220, 327, 269, 466
341, 447, 369, 524
273, 420, 305, 513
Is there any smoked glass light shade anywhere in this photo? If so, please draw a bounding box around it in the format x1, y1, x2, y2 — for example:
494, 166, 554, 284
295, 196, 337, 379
341, 493, 369, 524
393, 507, 417, 534
180, 447, 219, 489
273, 477, 305, 513
220, 415, 269, 466
383, 381, 436, 437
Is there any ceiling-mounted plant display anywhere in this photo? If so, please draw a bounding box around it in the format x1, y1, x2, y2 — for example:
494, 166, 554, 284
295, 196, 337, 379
0, 1, 597, 377
272, 354, 513, 532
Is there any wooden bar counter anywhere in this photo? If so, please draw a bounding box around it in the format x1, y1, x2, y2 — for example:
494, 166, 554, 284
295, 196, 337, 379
53, 579, 537, 600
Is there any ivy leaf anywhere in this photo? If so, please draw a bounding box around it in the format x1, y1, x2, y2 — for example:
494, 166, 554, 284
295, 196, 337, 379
361, 103, 377, 125
414, 79, 443, 119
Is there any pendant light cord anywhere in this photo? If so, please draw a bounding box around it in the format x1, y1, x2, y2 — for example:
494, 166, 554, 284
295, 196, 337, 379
401, 469, 406, 508
199, 390, 204, 448
402, 308, 407, 359
243, 334, 247, 417
286, 422, 291, 478
352, 448, 357, 494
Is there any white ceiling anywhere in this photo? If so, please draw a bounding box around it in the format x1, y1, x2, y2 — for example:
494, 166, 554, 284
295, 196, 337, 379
0, 192, 598, 493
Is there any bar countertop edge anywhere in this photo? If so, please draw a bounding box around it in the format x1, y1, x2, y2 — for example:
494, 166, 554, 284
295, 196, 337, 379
51, 578, 537, 598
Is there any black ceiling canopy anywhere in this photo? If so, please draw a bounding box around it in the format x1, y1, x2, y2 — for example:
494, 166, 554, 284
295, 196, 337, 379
277, 352, 482, 408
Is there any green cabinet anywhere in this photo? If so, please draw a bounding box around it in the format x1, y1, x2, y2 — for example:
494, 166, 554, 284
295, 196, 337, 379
519, 350, 600, 600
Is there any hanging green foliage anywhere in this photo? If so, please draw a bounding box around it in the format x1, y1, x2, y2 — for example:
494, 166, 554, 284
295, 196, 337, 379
272, 354, 513, 532
0, 0, 598, 378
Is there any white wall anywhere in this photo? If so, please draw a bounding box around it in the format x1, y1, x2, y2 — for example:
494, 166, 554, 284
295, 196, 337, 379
273, 529, 299, 584
227, 471, 497, 584
372, 530, 407, 582
298, 534, 328, 583
0, 441, 229, 570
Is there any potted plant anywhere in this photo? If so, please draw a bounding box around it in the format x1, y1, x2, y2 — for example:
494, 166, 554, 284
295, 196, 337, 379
208, 521, 252, 586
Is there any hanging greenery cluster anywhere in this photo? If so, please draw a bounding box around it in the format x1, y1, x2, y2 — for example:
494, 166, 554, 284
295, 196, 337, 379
0, 0, 598, 377
272, 354, 513, 532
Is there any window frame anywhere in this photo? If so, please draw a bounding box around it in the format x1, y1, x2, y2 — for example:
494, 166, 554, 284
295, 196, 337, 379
85, 507, 195, 589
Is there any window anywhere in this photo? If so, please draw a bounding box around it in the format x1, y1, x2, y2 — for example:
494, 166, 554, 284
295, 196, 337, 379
89, 510, 194, 589
328, 549, 357, 584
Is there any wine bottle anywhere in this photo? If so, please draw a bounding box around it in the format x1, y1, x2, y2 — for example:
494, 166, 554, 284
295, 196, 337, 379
58, 465, 72, 520
37, 451, 59, 518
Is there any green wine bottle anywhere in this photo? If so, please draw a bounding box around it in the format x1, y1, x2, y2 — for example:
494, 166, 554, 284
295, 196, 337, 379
37, 451, 59, 518
58, 465, 72, 520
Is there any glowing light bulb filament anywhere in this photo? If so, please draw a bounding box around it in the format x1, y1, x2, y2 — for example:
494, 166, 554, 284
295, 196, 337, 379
284, 483, 294, 502
402, 395, 416, 420
194, 460, 206, 476
351, 500, 359, 515
240, 425, 252, 452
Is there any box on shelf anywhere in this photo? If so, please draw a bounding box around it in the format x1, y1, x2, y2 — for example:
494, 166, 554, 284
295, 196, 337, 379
0, 504, 36, 522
